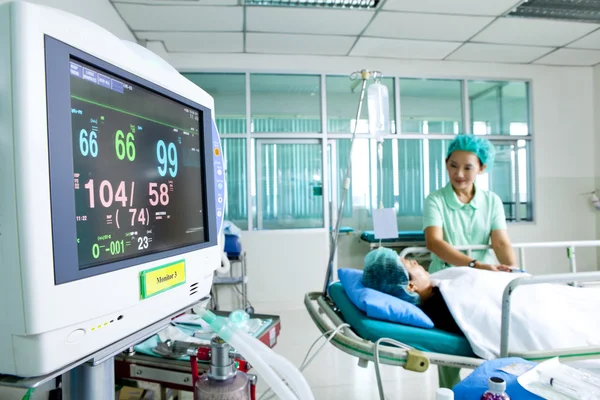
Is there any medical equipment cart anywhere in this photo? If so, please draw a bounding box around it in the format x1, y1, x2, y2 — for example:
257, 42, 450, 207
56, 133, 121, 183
114, 312, 280, 398
211, 234, 254, 314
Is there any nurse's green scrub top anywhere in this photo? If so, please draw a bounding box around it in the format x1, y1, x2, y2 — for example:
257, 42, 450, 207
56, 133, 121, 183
423, 183, 507, 274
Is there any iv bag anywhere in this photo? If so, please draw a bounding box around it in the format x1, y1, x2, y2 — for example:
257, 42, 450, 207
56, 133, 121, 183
367, 82, 390, 141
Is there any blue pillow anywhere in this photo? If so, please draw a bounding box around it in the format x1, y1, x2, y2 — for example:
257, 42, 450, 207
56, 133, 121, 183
337, 268, 434, 329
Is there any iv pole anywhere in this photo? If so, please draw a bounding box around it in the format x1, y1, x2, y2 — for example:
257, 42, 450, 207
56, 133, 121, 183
322, 69, 383, 296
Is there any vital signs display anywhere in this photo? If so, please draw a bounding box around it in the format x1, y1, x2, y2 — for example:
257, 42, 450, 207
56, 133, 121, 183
44, 36, 219, 285
70, 59, 206, 269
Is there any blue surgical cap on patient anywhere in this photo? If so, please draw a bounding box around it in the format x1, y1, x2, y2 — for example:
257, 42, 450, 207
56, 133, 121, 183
446, 134, 495, 170
362, 248, 421, 305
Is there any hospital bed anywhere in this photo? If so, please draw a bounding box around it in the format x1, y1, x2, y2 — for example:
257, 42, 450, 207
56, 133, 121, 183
305, 240, 600, 382
360, 230, 426, 250
359, 230, 430, 269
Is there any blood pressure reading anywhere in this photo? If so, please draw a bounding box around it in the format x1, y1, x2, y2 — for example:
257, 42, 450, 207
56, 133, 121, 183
70, 58, 206, 269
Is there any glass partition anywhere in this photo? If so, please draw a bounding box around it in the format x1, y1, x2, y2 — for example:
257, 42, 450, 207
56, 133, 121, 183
399, 78, 463, 134
183, 73, 246, 134
250, 74, 321, 133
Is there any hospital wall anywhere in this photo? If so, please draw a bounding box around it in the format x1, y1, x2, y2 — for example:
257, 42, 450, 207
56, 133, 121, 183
168, 53, 600, 311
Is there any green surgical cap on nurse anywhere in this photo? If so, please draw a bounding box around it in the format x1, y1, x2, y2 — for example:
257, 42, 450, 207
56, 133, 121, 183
362, 248, 421, 305
446, 134, 495, 170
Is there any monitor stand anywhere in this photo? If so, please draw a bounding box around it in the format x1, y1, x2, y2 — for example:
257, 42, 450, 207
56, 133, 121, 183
0, 298, 209, 400
63, 359, 115, 400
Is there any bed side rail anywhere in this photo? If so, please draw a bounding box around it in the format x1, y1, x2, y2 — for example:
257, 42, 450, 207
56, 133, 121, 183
500, 271, 600, 358
399, 240, 600, 273
304, 292, 485, 370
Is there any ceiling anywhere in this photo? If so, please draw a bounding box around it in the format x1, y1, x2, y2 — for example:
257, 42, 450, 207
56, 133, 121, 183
109, 0, 600, 66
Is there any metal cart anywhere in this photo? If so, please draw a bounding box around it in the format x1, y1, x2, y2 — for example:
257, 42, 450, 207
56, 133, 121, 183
210, 234, 254, 314
114, 312, 280, 399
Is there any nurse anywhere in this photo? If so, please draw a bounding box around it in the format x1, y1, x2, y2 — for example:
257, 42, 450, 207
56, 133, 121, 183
423, 134, 516, 274
423, 134, 516, 390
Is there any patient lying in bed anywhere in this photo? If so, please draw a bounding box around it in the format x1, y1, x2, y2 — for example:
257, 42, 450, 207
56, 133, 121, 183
362, 248, 600, 360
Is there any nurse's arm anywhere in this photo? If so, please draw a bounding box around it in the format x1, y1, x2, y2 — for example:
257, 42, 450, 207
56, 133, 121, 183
425, 226, 479, 267
490, 229, 516, 267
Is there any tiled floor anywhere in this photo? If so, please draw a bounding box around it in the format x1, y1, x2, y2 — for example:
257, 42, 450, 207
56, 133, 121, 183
0, 308, 458, 400
250, 308, 444, 400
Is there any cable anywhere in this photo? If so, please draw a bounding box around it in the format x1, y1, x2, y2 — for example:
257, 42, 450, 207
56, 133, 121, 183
21, 388, 34, 400
373, 338, 413, 400
257, 323, 350, 400
258, 323, 350, 400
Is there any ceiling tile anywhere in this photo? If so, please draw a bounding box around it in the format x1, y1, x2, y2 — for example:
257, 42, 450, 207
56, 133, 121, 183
534, 48, 600, 66
568, 28, 600, 50
114, 3, 243, 31
137, 32, 243, 52
383, 0, 522, 16
246, 33, 355, 56
365, 11, 493, 41
350, 37, 461, 60
446, 43, 554, 63
112, 0, 239, 4
471, 17, 599, 47
246, 7, 374, 35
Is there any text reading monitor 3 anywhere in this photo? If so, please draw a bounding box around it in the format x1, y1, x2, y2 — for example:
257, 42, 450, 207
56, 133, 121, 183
0, 1, 225, 377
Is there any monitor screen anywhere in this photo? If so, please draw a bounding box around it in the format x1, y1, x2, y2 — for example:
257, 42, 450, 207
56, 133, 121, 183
69, 58, 206, 270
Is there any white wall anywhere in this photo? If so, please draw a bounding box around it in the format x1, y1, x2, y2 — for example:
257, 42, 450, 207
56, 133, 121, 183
171, 53, 598, 311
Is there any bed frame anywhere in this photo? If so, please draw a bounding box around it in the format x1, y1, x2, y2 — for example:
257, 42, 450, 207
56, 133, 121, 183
305, 240, 600, 374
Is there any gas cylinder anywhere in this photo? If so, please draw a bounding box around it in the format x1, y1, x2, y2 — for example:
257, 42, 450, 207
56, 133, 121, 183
195, 337, 253, 400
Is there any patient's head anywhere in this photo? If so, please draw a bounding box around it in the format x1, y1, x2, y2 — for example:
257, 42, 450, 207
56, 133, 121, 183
362, 248, 433, 305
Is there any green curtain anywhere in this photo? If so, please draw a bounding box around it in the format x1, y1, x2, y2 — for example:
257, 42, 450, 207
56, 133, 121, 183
397, 140, 425, 216
380, 140, 395, 209
222, 138, 247, 223
216, 118, 246, 134
252, 118, 321, 133
335, 139, 353, 217
261, 143, 322, 223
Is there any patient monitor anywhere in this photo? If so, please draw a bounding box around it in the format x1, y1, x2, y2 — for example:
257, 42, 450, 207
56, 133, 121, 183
0, 1, 225, 377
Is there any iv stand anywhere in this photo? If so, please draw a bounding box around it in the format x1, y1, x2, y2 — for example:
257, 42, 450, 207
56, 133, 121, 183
322, 69, 382, 296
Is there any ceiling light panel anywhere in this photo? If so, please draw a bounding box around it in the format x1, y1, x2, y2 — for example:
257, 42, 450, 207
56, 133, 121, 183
244, 0, 380, 9
509, 0, 600, 23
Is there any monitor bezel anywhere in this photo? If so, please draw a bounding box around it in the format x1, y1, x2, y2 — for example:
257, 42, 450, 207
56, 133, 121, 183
44, 35, 217, 285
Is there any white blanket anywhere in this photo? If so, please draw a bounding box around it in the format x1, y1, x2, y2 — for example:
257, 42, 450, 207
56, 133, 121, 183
431, 268, 600, 360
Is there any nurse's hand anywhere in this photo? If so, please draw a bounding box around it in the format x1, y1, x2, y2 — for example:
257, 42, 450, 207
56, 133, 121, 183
494, 264, 514, 272
475, 263, 512, 272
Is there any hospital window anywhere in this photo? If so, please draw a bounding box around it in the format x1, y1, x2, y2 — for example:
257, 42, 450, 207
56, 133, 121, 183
326, 75, 396, 134
221, 138, 249, 230
399, 78, 463, 134
255, 141, 324, 229
469, 81, 530, 136
182, 73, 246, 134
185, 73, 534, 230
250, 74, 322, 133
